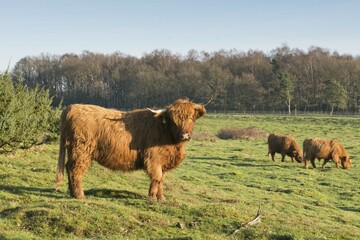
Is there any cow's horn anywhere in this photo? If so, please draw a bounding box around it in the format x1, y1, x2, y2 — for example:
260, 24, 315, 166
202, 84, 216, 106
202, 93, 214, 106
147, 108, 166, 114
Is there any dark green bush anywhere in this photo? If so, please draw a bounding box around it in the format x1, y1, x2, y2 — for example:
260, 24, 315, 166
0, 71, 61, 152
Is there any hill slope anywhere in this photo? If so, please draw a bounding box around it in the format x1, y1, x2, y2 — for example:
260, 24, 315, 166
1, 114, 359, 239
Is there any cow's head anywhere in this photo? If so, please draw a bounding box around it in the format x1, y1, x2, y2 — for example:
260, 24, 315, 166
149, 99, 206, 142
293, 150, 303, 163
341, 155, 351, 169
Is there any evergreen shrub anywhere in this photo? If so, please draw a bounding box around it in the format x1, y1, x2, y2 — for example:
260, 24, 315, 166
0, 71, 61, 152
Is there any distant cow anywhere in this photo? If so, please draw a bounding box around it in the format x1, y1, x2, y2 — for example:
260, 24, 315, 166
267, 133, 302, 163
55, 99, 206, 200
303, 138, 351, 169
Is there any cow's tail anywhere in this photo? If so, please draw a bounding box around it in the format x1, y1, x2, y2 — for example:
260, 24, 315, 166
55, 125, 66, 191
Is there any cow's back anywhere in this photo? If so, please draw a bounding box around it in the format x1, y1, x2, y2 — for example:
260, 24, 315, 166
61, 104, 123, 142
61, 104, 138, 170
303, 138, 333, 159
268, 134, 287, 152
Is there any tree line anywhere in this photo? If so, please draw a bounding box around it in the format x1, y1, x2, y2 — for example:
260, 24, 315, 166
10, 45, 360, 114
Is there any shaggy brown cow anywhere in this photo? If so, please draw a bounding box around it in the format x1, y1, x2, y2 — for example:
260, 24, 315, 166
303, 138, 351, 169
267, 133, 302, 163
55, 99, 206, 200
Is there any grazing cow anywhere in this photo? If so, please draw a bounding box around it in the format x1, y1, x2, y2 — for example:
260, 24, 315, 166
55, 99, 206, 200
267, 133, 302, 163
303, 138, 351, 169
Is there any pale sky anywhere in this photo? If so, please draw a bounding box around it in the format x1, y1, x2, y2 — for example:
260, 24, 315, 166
1, 0, 360, 71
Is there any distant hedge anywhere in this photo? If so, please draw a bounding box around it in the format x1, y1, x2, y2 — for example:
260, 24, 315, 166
0, 71, 61, 153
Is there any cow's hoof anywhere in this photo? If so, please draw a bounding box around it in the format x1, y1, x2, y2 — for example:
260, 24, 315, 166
157, 195, 165, 201
71, 192, 85, 199
148, 194, 158, 201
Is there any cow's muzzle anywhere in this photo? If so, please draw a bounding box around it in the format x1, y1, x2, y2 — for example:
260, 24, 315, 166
342, 161, 351, 169
180, 132, 192, 141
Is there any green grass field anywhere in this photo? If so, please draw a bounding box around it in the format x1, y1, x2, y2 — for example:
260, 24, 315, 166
1, 114, 360, 239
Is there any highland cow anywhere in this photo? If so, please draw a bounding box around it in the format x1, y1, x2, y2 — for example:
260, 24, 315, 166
55, 99, 206, 200
267, 133, 302, 163
303, 138, 351, 169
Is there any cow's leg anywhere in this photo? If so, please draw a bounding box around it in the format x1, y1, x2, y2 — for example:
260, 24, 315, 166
268, 148, 274, 161
270, 152, 276, 161
148, 180, 159, 200
147, 166, 165, 200
322, 159, 330, 169
281, 153, 286, 162
332, 155, 341, 168
310, 158, 316, 168
157, 173, 167, 200
304, 158, 309, 169
66, 150, 91, 199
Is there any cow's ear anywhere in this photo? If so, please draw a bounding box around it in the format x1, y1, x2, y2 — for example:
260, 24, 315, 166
195, 105, 206, 119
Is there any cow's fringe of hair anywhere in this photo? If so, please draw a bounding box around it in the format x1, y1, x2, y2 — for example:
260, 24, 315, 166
231, 205, 262, 236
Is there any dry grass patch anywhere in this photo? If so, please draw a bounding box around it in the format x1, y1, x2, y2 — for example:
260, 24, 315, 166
192, 132, 217, 141
217, 126, 268, 140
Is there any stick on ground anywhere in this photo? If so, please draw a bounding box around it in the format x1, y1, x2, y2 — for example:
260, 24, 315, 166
231, 206, 262, 236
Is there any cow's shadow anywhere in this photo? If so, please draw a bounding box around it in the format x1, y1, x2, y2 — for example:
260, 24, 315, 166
338, 206, 360, 212
0, 185, 144, 200
84, 188, 145, 199
0, 185, 63, 199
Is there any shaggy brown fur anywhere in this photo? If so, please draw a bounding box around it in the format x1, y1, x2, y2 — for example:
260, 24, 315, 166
267, 133, 302, 163
55, 99, 206, 200
303, 138, 351, 169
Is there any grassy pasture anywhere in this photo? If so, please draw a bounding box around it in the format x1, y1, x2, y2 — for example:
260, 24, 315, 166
0, 114, 360, 239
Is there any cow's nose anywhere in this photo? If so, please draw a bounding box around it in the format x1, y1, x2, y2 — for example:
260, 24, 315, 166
181, 132, 192, 140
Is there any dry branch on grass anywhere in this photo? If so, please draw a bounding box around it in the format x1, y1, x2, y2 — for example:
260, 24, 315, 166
231, 206, 262, 236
